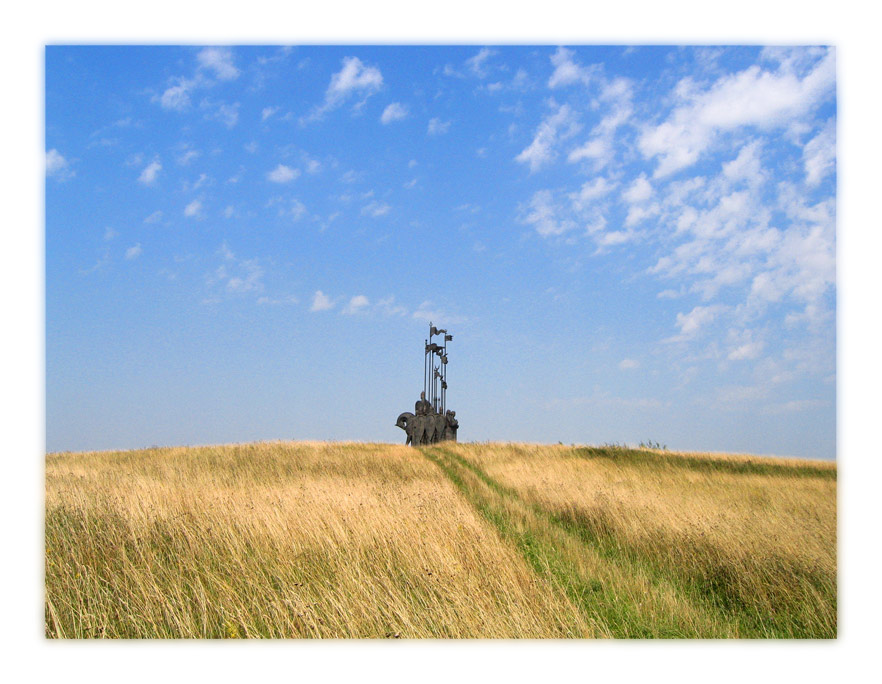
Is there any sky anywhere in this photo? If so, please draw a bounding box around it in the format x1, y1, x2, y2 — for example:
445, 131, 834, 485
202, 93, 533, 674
45, 45, 836, 458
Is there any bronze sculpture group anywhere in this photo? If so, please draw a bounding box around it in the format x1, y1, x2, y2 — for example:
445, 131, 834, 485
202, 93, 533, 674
396, 323, 459, 445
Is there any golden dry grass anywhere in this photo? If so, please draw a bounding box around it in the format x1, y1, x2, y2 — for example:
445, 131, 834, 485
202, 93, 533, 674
444, 443, 836, 637
45, 442, 593, 638
45, 441, 836, 639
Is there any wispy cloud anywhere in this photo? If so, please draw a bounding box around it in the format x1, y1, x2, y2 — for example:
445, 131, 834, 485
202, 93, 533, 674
342, 295, 370, 315
46, 149, 74, 181
310, 290, 334, 312
267, 164, 300, 183
381, 102, 408, 124
427, 118, 451, 135
516, 102, 580, 172
184, 199, 203, 218
639, 48, 835, 177
304, 56, 383, 122
196, 47, 239, 81
138, 159, 162, 186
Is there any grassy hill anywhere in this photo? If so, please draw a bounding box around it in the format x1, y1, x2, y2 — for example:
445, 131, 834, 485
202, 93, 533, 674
45, 441, 836, 638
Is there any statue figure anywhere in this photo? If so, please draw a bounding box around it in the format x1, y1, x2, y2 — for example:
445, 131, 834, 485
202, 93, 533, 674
415, 391, 432, 416
396, 324, 459, 445
445, 410, 458, 442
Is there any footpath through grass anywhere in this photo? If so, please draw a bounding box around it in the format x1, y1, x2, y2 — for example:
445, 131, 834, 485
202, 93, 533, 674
423, 444, 836, 638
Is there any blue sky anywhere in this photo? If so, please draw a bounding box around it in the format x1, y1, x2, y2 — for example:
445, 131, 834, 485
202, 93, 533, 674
45, 45, 836, 458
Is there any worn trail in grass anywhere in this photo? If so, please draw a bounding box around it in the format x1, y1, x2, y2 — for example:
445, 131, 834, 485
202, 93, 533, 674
424, 445, 744, 638
424, 443, 835, 639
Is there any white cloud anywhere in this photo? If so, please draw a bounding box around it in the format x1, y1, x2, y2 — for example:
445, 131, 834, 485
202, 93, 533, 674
466, 48, 496, 78
619, 358, 640, 370
412, 300, 465, 325
639, 48, 835, 177
225, 260, 263, 293
262, 106, 279, 122
381, 102, 408, 124
138, 159, 162, 186
342, 295, 370, 315
158, 77, 195, 111
624, 203, 659, 227
306, 56, 383, 121
104, 227, 118, 241
361, 201, 391, 217
728, 340, 764, 361
521, 190, 575, 237
125, 243, 142, 260
569, 178, 616, 211
375, 296, 408, 317
144, 210, 163, 224
203, 100, 240, 128
548, 47, 595, 88
184, 199, 202, 218
196, 47, 239, 81
176, 148, 200, 166
722, 140, 764, 183
567, 77, 633, 170
427, 118, 451, 135
567, 138, 609, 164
207, 243, 264, 296
622, 174, 653, 204
673, 305, 726, 339
46, 149, 74, 180
803, 119, 835, 187
310, 290, 334, 312
267, 164, 300, 183
516, 102, 580, 172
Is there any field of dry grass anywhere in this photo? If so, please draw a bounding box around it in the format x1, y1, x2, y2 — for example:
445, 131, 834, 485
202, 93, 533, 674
45, 441, 836, 638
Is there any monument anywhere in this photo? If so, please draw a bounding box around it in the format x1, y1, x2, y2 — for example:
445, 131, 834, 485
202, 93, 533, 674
395, 322, 459, 445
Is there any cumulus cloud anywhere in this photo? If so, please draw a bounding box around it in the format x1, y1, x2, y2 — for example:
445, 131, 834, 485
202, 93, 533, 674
803, 119, 835, 187
206, 242, 264, 296
516, 102, 580, 172
639, 48, 835, 177
672, 305, 727, 340
427, 118, 451, 135
46, 149, 74, 180
722, 140, 764, 184
361, 201, 391, 217
305, 56, 383, 121
728, 340, 764, 361
548, 46, 595, 88
158, 77, 196, 111
567, 77, 633, 170
310, 290, 334, 312
138, 159, 162, 186
184, 199, 202, 217
196, 47, 239, 81
267, 164, 300, 183
466, 48, 496, 78
412, 300, 465, 325
622, 174, 653, 204
380, 102, 408, 124
520, 190, 576, 237
342, 295, 370, 315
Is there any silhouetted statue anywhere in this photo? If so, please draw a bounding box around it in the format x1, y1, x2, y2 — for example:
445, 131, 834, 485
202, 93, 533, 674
415, 391, 432, 416
397, 324, 460, 445
445, 410, 458, 442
